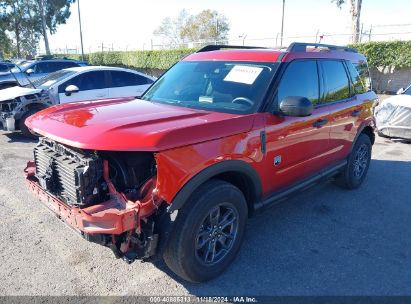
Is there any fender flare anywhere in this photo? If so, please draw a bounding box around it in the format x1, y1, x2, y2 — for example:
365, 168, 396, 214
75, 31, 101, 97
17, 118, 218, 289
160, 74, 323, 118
351, 122, 375, 153
167, 160, 263, 213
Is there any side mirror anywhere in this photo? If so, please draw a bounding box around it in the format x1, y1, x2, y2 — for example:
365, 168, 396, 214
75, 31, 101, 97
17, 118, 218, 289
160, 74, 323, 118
279, 96, 313, 117
26, 68, 34, 75
65, 85, 79, 96
396, 87, 405, 95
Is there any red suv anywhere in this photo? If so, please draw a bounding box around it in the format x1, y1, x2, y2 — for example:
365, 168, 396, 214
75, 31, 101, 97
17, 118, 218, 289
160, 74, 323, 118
24, 43, 377, 282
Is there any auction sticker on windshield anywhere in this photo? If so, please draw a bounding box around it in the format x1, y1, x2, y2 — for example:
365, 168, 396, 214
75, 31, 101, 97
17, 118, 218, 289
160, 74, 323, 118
224, 65, 263, 85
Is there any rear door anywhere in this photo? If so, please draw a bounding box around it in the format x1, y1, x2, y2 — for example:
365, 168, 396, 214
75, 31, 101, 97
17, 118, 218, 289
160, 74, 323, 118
108, 70, 154, 98
264, 59, 333, 193
319, 60, 363, 162
58, 70, 109, 104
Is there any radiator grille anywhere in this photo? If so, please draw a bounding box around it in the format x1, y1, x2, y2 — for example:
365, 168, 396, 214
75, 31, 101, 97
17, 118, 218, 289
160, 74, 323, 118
33, 138, 103, 207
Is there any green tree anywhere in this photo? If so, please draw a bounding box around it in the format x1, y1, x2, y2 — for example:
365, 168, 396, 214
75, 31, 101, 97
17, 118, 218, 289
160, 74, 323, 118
333, 0, 363, 43
181, 10, 229, 44
154, 9, 230, 47
154, 9, 189, 47
0, 0, 40, 57
37, 0, 76, 55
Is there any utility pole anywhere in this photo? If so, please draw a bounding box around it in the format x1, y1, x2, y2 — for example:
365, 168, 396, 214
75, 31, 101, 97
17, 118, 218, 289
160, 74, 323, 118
280, 0, 285, 47
368, 25, 373, 42
78, 0, 85, 61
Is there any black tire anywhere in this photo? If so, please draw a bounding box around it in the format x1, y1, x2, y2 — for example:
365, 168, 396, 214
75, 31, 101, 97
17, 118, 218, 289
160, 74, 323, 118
336, 133, 372, 189
163, 179, 248, 282
19, 109, 40, 139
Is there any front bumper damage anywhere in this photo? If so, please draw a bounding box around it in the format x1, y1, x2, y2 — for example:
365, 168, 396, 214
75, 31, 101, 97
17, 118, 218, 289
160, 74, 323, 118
24, 160, 163, 262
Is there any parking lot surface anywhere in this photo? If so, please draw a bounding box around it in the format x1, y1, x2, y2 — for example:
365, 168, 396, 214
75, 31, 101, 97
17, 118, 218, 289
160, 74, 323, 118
0, 131, 410, 296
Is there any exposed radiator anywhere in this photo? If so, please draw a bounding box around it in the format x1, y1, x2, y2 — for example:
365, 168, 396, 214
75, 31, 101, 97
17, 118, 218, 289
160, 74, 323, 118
33, 138, 104, 207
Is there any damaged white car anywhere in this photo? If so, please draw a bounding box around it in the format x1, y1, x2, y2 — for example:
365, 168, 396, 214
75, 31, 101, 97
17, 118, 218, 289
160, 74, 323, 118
0, 66, 155, 138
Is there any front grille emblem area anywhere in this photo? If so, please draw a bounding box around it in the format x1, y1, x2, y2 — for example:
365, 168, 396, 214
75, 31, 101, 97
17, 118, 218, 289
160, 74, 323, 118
274, 155, 282, 166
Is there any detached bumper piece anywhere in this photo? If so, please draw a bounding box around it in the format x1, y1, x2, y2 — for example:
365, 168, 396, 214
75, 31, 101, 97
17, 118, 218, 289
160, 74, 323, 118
24, 161, 160, 262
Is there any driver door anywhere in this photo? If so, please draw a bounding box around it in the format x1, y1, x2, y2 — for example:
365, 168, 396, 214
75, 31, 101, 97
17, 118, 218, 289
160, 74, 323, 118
58, 71, 109, 104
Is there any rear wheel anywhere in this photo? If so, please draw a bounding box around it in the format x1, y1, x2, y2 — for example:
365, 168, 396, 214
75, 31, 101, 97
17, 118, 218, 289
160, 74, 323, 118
19, 109, 41, 139
336, 133, 372, 189
163, 179, 248, 282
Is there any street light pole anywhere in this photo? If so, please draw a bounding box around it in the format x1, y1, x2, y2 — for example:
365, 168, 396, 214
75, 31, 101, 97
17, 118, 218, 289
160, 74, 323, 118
280, 0, 285, 47
78, 0, 85, 61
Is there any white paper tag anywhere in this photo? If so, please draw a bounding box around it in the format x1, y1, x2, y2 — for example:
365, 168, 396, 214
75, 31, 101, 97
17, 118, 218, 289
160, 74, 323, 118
224, 65, 263, 85
199, 96, 213, 103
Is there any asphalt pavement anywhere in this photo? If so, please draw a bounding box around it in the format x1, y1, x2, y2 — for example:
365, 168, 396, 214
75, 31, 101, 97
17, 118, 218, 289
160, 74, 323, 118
0, 130, 410, 296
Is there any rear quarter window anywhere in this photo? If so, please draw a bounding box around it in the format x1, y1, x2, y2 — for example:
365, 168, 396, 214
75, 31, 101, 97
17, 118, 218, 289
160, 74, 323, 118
353, 62, 372, 92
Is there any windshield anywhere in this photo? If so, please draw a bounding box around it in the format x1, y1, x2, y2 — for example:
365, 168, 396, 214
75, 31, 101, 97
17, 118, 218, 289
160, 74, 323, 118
31, 70, 76, 88
142, 61, 278, 114
11, 62, 33, 73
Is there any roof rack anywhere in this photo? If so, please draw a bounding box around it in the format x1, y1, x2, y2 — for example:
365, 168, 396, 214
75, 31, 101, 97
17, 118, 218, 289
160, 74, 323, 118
287, 42, 357, 53
197, 45, 266, 53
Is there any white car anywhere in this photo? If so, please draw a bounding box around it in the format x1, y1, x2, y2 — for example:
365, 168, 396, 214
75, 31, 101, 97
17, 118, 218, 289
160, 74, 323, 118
0, 66, 156, 137
374, 85, 411, 140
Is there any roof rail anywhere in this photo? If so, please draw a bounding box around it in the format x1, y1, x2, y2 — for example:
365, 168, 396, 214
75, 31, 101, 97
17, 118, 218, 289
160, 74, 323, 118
287, 42, 357, 53
197, 45, 266, 53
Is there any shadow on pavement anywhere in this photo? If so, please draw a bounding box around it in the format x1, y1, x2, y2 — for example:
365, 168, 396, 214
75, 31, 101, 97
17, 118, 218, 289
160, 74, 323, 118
2, 132, 38, 144
154, 159, 411, 296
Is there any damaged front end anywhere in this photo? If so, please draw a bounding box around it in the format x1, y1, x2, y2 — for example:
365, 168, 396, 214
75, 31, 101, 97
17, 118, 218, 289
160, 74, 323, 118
1, 92, 52, 131
25, 137, 167, 262
0, 98, 20, 131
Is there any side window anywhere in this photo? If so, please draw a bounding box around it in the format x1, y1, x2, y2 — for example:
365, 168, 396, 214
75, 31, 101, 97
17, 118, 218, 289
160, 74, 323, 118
353, 63, 372, 92
56, 61, 80, 69
110, 71, 152, 88
277, 60, 319, 105
34, 62, 53, 73
321, 60, 350, 103
58, 71, 106, 93
346, 61, 367, 94
0, 64, 9, 72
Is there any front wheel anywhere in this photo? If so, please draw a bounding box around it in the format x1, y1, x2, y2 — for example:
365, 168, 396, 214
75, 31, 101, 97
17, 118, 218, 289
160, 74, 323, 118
335, 133, 372, 189
19, 109, 41, 139
163, 179, 248, 282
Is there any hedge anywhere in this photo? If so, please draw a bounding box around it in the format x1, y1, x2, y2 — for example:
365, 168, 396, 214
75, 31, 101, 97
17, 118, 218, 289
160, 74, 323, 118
56, 48, 196, 70
349, 40, 411, 68
57, 41, 411, 69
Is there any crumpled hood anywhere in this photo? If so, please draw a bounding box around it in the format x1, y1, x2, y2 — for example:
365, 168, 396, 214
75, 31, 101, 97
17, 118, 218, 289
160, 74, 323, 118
0, 86, 42, 102
26, 97, 256, 151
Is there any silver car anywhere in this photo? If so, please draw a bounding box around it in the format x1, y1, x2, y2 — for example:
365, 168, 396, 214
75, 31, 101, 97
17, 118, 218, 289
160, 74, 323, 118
0, 59, 87, 90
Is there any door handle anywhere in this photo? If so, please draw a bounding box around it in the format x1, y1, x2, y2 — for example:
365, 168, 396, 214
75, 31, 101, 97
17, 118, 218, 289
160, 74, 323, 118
96, 94, 106, 98
351, 109, 362, 117
313, 119, 328, 128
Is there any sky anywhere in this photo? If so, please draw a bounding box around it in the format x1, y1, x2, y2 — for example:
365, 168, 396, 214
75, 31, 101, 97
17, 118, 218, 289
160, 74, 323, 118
41, 0, 411, 54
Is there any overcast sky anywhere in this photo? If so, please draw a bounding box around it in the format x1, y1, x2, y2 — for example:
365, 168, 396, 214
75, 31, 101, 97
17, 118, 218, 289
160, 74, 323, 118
42, 0, 411, 53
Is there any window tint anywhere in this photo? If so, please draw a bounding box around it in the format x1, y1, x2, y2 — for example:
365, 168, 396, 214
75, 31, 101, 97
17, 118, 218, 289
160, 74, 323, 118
353, 63, 372, 92
321, 60, 350, 103
52, 61, 79, 70
277, 60, 319, 104
0, 64, 10, 72
110, 71, 153, 87
59, 71, 106, 93
34, 62, 53, 73
33, 61, 79, 74
346, 61, 367, 94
